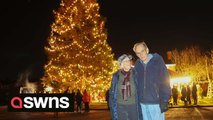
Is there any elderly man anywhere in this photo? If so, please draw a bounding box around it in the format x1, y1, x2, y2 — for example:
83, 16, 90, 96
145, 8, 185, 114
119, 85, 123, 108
133, 41, 171, 120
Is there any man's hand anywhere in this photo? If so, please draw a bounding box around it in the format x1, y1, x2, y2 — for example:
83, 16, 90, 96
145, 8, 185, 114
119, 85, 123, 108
160, 101, 169, 113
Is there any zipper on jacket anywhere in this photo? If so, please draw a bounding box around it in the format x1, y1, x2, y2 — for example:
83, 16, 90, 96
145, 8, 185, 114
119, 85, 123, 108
143, 64, 146, 97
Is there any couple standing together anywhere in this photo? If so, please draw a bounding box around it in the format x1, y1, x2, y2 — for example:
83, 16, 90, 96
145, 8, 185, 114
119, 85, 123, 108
109, 41, 171, 120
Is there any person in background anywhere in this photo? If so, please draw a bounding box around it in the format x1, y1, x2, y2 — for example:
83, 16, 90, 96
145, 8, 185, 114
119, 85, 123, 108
172, 85, 178, 105
181, 85, 187, 105
109, 54, 142, 120
76, 89, 83, 113
186, 84, 191, 105
192, 82, 198, 105
133, 41, 171, 120
83, 89, 91, 112
105, 89, 110, 110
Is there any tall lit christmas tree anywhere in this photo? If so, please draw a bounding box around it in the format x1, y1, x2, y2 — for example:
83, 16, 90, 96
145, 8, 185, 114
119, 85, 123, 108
42, 0, 115, 101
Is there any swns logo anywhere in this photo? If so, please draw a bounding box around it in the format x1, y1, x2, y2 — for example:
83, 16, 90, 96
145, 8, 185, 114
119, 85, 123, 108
8, 94, 73, 112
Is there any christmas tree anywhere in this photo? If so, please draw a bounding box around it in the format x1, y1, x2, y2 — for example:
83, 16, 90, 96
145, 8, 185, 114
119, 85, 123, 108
42, 0, 115, 101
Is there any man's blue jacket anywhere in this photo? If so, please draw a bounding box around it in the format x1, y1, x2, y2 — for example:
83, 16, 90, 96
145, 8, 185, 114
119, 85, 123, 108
134, 53, 171, 104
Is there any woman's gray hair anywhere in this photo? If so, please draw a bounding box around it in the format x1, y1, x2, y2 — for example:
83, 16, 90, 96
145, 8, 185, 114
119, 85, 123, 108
117, 54, 132, 65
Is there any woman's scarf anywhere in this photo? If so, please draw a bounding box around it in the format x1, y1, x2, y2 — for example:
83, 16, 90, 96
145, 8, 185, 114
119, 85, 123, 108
121, 69, 131, 101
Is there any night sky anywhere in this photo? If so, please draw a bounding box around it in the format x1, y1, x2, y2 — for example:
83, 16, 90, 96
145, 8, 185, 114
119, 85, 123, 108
0, 0, 213, 83
99, 1, 213, 59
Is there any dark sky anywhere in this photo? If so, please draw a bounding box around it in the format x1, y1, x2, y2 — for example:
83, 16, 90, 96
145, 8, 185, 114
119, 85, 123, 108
0, 0, 60, 83
0, 0, 213, 83
99, 1, 213, 59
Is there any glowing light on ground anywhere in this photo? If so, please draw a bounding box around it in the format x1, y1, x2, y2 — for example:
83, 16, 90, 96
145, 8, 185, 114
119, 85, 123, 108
170, 76, 192, 87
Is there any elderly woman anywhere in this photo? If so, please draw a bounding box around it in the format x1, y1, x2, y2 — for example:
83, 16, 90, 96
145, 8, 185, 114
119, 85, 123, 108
109, 54, 142, 120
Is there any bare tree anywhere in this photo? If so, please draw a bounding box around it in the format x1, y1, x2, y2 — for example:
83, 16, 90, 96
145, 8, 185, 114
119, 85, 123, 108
170, 46, 208, 83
